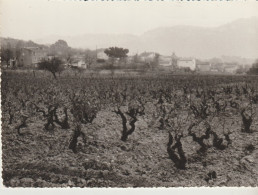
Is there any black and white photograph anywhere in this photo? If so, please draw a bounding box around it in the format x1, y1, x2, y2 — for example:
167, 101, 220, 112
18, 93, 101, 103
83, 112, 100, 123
1, 0, 258, 189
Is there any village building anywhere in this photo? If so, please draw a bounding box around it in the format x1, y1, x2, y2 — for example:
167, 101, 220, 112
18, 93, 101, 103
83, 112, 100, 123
68, 55, 87, 69
196, 61, 211, 72
126, 55, 135, 64
139, 52, 156, 63
210, 63, 224, 72
177, 58, 196, 71
159, 56, 172, 66
2, 58, 18, 68
18, 47, 47, 67
223, 64, 239, 74
97, 51, 109, 61
71, 58, 87, 69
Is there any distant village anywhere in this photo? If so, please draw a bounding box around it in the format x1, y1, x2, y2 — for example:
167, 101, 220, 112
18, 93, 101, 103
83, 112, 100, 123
1, 38, 252, 74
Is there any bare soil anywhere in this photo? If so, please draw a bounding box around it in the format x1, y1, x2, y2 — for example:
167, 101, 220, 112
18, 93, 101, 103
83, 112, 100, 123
2, 108, 258, 187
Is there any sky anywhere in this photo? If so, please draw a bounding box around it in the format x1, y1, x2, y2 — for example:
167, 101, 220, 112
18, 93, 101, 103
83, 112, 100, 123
1, 0, 258, 41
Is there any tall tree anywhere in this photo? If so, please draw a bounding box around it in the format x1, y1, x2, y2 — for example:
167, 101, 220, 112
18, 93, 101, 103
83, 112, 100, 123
15, 41, 23, 65
104, 47, 129, 74
247, 59, 258, 75
49, 40, 71, 59
104, 47, 129, 59
1, 48, 14, 67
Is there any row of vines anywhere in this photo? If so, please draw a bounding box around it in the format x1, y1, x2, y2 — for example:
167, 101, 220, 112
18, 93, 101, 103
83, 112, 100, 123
1, 71, 258, 186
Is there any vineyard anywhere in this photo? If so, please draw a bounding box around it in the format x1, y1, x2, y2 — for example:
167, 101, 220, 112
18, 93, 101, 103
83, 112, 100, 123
1, 71, 258, 187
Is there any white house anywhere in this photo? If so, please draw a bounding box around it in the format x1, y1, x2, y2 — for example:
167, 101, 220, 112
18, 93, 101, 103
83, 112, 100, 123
97, 51, 109, 60
71, 59, 87, 69
139, 52, 156, 63
177, 58, 196, 71
196, 61, 211, 72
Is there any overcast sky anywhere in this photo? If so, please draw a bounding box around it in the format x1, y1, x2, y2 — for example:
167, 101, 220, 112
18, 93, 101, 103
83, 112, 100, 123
1, 0, 258, 40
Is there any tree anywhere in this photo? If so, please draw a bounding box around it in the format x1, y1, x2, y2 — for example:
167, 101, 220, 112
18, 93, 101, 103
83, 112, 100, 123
1, 48, 14, 66
104, 47, 129, 74
15, 41, 23, 67
53, 40, 69, 48
105, 47, 129, 66
171, 52, 178, 68
38, 57, 64, 79
247, 59, 258, 75
49, 40, 71, 59
104, 47, 129, 59
235, 65, 246, 74
1, 42, 14, 67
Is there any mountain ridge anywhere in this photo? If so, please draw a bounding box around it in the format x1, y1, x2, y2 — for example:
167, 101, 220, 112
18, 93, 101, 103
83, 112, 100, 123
3, 17, 258, 59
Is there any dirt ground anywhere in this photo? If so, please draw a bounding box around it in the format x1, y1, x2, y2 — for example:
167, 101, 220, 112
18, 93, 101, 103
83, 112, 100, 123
2, 106, 258, 187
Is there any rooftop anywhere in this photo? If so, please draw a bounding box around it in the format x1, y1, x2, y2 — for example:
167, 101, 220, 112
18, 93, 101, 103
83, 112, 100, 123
178, 58, 195, 61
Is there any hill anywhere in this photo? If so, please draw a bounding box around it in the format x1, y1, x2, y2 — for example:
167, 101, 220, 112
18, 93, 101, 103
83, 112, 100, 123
33, 17, 258, 59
